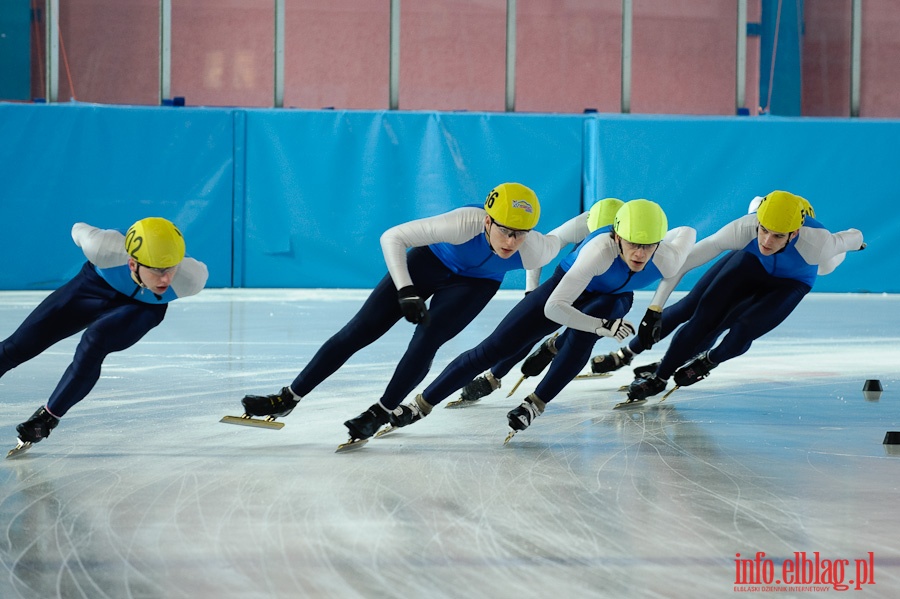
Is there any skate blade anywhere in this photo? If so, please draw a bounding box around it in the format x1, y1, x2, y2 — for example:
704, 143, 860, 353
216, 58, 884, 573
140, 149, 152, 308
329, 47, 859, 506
659, 386, 679, 402
617, 384, 630, 392
503, 429, 518, 445
219, 415, 285, 430
335, 438, 369, 453
613, 398, 647, 410
374, 425, 398, 438
506, 375, 526, 398
445, 398, 477, 409
6, 440, 33, 459
574, 372, 613, 380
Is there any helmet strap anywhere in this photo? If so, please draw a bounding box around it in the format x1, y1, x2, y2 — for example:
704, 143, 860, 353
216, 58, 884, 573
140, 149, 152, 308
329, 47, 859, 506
484, 217, 498, 255
128, 260, 148, 289
778, 230, 800, 253
136, 268, 150, 288
613, 233, 627, 261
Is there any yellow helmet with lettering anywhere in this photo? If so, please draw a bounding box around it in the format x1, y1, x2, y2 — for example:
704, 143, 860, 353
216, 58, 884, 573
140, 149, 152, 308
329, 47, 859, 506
484, 183, 540, 231
613, 199, 668, 244
587, 198, 625, 232
800, 197, 815, 219
125, 217, 186, 268
756, 190, 811, 234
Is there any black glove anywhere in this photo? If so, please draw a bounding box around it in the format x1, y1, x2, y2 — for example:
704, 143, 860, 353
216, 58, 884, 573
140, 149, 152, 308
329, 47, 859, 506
637, 307, 663, 349
397, 286, 430, 325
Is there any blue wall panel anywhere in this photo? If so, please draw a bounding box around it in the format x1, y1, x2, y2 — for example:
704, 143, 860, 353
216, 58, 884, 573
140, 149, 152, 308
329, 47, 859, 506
593, 114, 896, 293
240, 110, 583, 289
0, 103, 895, 293
0, 103, 234, 289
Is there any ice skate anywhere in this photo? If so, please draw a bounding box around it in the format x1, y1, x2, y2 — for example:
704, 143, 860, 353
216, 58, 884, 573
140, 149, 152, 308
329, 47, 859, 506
7, 406, 59, 458
376, 395, 432, 437
221, 386, 299, 430
219, 413, 286, 430
506, 333, 559, 398
336, 437, 369, 452
337, 403, 390, 452
574, 371, 613, 380
613, 397, 648, 409
588, 347, 633, 374
659, 386, 680, 402
6, 439, 33, 459
617, 362, 661, 391
673, 352, 717, 387
503, 394, 545, 444
633, 361, 661, 378
615, 373, 667, 409
446, 372, 500, 409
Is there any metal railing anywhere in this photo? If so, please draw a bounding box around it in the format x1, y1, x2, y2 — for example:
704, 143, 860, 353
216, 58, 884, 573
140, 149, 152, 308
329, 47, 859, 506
40, 0, 863, 116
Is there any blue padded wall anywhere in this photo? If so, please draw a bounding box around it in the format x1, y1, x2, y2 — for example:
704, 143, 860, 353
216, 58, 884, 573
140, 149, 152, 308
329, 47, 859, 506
0, 103, 895, 293
239, 110, 583, 289
590, 114, 897, 293
0, 103, 235, 289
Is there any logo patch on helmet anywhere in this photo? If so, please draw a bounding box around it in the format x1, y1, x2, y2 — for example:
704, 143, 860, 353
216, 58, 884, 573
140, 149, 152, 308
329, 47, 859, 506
512, 200, 534, 214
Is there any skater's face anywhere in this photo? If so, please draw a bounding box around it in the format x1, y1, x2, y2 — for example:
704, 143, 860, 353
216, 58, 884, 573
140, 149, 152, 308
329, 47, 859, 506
616, 235, 658, 272
756, 224, 798, 256
484, 216, 528, 259
128, 258, 178, 294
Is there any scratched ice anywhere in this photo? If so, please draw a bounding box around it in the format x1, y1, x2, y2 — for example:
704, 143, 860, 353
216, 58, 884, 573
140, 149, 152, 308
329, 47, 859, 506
1, 289, 899, 598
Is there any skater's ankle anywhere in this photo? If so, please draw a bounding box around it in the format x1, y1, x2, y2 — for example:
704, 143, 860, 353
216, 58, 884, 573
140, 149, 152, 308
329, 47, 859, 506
287, 387, 302, 400
484, 371, 501, 390
414, 394, 434, 415
546, 336, 558, 355
526, 393, 546, 413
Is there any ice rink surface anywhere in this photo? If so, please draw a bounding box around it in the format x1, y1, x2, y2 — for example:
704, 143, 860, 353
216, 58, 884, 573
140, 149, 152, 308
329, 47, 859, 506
1, 289, 899, 598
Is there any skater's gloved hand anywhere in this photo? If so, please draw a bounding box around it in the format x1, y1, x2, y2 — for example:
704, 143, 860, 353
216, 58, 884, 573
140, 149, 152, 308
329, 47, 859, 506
595, 318, 635, 342
638, 306, 663, 349
397, 285, 430, 325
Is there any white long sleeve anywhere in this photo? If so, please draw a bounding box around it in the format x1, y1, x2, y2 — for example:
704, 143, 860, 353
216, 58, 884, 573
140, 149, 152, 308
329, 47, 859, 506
379, 207, 565, 290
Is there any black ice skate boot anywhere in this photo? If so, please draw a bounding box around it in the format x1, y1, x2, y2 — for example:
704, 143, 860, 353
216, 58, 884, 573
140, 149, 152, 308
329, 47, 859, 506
520, 334, 559, 377
626, 373, 667, 401
589, 347, 634, 374
673, 352, 717, 387
381, 395, 433, 436
632, 361, 661, 379
344, 403, 391, 441
447, 372, 501, 408
506, 393, 546, 433
16, 406, 60, 444
241, 386, 300, 418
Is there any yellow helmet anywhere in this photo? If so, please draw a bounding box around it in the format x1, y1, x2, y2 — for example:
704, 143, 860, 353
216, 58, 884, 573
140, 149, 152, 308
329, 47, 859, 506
125, 217, 186, 268
800, 197, 815, 219
756, 191, 810, 233
613, 199, 668, 244
484, 183, 540, 230
587, 198, 624, 232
